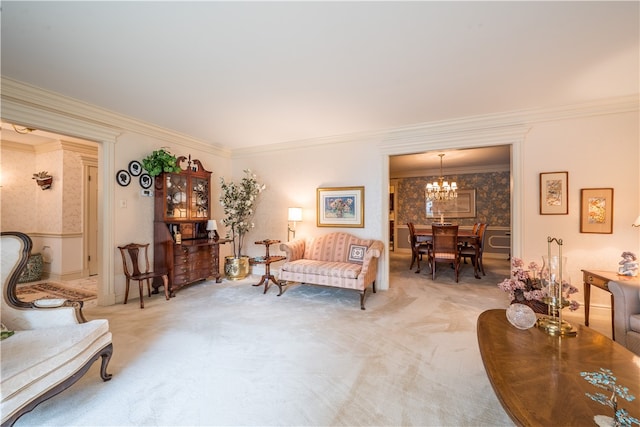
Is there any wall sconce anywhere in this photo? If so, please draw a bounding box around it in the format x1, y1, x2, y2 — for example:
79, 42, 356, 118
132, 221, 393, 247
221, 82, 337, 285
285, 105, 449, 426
633, 215, 640, 227
12, 124, 36, 134
32, 171, 53, 190
206, 219, 219, 241
287, 207, 302, 241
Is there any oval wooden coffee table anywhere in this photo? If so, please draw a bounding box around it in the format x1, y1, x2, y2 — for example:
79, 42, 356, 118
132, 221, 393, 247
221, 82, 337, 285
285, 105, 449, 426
477, 309, 640, 427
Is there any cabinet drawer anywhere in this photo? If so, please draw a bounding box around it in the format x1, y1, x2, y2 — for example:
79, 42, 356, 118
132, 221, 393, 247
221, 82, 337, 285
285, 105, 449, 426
583, 273, 609, 290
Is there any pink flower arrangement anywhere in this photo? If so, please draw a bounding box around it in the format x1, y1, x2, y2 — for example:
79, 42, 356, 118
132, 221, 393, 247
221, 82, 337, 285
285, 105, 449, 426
498, 257, 580, 311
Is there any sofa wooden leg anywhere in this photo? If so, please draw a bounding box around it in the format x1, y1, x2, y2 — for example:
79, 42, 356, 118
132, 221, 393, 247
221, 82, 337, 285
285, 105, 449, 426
100, 343, 114, 381
359, 289, 366, 310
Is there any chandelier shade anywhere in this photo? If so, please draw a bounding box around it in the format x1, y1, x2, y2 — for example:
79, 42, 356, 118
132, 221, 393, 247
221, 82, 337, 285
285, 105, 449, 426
425, 154, 457, 201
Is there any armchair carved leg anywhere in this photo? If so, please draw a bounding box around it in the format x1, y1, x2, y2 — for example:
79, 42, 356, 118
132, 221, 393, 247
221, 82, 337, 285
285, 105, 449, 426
100, 343, 114, 381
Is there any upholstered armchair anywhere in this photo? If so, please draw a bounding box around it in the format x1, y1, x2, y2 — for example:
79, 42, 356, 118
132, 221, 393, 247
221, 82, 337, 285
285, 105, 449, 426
1, 232, 113, 426
609, 277, 640, 356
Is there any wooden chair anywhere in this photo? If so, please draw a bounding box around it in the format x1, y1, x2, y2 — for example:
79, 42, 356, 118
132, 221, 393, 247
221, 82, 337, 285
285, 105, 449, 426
428, 224, 461, 282
460, 223, 488, 275
407, 222, 430, 273
118, 243, 170, 308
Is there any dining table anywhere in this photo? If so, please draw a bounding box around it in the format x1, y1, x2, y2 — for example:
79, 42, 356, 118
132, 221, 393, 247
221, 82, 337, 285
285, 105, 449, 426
414, 228, 481, 279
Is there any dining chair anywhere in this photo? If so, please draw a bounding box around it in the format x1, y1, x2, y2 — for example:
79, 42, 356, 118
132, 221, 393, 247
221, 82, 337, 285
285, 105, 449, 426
118, 243, 170, 309
459, 223, 488, 275
428, 224, 461, 282
407, 222, 430, 273
460, 222, 482, 257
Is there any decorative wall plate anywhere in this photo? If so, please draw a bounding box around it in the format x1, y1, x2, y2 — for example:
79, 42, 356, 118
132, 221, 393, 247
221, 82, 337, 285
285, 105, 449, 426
128, 160, 143, 176
116, 170, 131, 186
139, 173, 152, 189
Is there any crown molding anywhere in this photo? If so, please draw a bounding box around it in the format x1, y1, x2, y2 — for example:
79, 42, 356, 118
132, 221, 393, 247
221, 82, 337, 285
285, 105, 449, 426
1, 77, 231, 158
0, 140, 36, 153
378, 95, 638, 153
2, 76, 636, 159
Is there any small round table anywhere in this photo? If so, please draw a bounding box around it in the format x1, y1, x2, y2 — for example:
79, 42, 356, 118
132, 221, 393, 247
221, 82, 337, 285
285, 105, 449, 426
251, 239, 286, 296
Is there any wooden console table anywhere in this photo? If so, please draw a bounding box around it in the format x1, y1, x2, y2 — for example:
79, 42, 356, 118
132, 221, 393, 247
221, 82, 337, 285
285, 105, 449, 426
251, 239, 286, 296
582, 269, 640, 340
478, 309, 640, 426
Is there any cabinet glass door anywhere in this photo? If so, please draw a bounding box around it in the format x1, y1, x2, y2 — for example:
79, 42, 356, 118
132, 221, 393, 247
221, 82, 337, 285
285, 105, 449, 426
191, 176, 209, 219
165, 174, 188, 219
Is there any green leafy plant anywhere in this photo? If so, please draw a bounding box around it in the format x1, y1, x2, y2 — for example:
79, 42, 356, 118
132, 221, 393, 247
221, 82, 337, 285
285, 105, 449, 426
141, 149, 182, 177
219, 169, 266, 258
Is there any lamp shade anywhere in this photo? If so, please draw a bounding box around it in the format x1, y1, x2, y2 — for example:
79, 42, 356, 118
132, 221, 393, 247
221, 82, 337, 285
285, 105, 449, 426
288, 207, 302, 222
633, 215, 640, 227
206, 220, 217, 231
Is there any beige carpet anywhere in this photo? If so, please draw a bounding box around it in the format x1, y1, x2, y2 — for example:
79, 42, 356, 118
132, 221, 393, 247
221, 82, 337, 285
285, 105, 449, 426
15, 253, 516, 426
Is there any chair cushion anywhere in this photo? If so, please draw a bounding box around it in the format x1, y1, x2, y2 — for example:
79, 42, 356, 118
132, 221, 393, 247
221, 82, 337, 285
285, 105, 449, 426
0, 319, 109, 402
630, 314, 640, 333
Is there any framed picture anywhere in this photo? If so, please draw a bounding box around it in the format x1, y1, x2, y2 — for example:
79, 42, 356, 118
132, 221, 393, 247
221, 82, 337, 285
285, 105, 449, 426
128, 160, 143, 176
317, 186, 364, 227
426, 189, 476, 218
139, 173, 152, 189
540, 171, 568, 215
116, 170, 131, 186
580, 188, 614, 234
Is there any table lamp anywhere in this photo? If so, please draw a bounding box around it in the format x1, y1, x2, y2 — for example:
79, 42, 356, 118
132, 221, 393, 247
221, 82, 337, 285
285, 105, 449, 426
206, 219, 219, 241
288, 207, 302, 241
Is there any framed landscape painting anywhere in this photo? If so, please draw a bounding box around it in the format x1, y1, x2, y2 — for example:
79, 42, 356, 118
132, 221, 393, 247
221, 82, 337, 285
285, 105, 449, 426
317, 186, 364, 227
580, 188, 614, 234
540, 171, 568, 215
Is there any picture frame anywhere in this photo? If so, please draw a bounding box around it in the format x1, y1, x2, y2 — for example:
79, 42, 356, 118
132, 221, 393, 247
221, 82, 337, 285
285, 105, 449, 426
139, 173, 152, 189
540, 171, 568, 215
116, 170, 131, 186
426, 189, 476, 219
580, 188, 614, 234
128, 160, 143, 177
317, 186, 364, 227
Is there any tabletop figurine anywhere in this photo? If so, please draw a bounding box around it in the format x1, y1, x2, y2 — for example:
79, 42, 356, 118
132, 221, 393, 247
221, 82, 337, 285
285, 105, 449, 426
618, 251, 638, 276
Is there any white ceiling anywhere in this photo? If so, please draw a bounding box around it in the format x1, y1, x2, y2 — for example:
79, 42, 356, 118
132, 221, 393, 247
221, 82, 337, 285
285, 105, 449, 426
2, 2, 638, 153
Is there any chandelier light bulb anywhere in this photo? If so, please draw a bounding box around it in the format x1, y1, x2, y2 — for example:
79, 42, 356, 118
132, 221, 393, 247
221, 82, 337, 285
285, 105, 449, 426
425, 153, 457, 201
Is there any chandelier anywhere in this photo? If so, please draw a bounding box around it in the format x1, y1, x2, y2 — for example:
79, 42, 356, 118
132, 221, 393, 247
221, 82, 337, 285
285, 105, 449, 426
425, 154, 457, 201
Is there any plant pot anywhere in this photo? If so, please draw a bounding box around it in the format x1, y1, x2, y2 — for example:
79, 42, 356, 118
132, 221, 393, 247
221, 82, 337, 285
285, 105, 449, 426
224, 256, 250, 280
36, 177, 53, 190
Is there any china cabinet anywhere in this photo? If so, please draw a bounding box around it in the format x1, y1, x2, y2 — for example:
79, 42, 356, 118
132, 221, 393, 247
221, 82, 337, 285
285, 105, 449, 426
153, 156, 226, 295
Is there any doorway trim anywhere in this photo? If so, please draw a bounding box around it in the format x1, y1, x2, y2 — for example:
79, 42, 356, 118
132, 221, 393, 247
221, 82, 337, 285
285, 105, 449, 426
379, 124, 529, 289
2, 86, 120, 305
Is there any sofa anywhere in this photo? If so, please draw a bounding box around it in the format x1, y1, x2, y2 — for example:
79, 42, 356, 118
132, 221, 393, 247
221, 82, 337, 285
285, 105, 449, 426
609, 276, 640, 356
1, 232, 113, 426
279, 232, 383, 309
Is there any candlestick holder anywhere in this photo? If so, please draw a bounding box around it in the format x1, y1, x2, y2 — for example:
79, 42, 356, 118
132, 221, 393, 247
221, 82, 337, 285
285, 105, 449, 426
536, 236, 577, 337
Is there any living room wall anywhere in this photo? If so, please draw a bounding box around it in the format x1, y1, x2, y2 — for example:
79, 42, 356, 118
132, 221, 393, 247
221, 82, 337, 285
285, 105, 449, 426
229, 104, 638, 314
0, 140, 98, 280
2, 79, 638, 314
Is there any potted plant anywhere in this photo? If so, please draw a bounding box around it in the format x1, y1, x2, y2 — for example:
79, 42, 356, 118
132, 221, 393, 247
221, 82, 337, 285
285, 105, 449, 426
32, 171, 53, 190
141, 149, 182, 177
219, 169, 266, 280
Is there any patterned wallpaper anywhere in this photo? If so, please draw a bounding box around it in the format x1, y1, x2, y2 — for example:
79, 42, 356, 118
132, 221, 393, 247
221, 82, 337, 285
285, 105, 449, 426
1, 141, 91, 233
396, 171, 510, 227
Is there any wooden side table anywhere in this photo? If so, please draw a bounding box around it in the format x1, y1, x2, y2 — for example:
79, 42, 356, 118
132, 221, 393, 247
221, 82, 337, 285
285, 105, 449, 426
581, 269, 640, 340
251, 239, 286, 296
